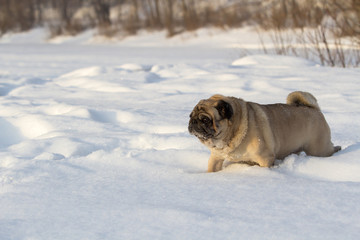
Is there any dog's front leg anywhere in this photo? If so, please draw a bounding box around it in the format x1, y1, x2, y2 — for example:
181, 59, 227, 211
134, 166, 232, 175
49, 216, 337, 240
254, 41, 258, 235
207, 154, 224, 172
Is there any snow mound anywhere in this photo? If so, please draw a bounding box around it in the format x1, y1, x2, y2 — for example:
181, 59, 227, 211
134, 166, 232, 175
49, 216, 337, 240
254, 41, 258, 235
0, 28, 47, 44
232, 55, 315, 68
11, 115, 54, 139
55, 66, 136, 92
280, 146, 360, 182
118, 63, 144, 71
0, 117, 24, 147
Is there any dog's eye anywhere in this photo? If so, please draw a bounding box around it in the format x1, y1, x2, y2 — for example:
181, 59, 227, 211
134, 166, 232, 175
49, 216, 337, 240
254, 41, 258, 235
201, 116, 211, 124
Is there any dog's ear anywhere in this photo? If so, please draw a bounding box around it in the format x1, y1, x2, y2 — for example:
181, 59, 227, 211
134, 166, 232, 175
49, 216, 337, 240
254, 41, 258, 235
216, 100, 233, 120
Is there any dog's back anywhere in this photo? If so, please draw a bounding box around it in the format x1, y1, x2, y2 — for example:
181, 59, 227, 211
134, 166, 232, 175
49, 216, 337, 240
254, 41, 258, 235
258, 91, 340, 158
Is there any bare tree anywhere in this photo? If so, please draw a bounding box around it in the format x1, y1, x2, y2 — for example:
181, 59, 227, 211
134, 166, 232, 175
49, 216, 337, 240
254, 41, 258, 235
164, 0, 175, 36
181, 0, 199, 31
93, 0, 111, 26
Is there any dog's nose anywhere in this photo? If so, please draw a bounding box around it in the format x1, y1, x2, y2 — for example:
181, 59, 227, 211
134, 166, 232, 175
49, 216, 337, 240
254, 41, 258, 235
188, 124, 193, 133
188, 119, 197, 133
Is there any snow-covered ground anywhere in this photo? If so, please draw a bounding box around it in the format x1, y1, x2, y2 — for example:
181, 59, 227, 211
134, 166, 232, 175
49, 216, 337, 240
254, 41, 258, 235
1, 28, 360, 239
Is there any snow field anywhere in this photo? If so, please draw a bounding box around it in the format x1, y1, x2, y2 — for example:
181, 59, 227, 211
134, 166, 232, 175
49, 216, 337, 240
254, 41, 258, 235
1, 29, 360, 239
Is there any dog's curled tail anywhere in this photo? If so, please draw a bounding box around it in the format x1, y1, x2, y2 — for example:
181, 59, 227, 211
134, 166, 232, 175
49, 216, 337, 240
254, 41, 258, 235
286, 91, 320, 110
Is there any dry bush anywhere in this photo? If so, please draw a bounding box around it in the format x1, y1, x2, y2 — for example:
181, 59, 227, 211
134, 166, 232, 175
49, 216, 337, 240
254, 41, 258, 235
255, 0, 360, 68
254, 0, 326, 30
0, 0, 41, 35
324, 0, 360, 38
259, 26, 360, 68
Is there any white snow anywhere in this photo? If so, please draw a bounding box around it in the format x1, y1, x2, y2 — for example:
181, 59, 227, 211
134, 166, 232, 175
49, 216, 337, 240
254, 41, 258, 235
1, 28, 360, 240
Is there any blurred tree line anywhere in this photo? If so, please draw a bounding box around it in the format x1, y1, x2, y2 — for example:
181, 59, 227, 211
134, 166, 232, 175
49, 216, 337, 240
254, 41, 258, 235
0, 0, 359, 39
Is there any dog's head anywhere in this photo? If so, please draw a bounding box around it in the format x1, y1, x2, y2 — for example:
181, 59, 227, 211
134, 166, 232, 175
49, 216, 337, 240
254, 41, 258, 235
188, 95, 233, 144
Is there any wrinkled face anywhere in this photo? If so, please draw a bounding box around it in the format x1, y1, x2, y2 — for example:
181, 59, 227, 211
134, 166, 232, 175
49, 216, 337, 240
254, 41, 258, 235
188, 99, 233, 143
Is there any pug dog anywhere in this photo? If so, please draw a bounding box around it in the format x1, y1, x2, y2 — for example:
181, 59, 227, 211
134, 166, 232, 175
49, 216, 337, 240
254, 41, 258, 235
188, 91, 341, 172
